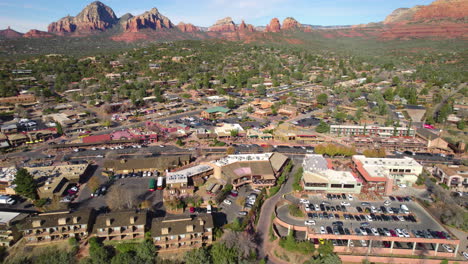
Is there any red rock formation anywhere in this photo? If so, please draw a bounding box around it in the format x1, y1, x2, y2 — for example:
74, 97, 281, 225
384, 7, 423, 24
413, 0, 468, 21
282, 17, 300, 30
208, 17, 236, 32
238, 20, 255, 32
125, 8, 174, 32
48, 1, 117, 33
265, 18, 281, 32
24, 29, 54, 38
0, 26, 23, 38
177, 22, 199, 32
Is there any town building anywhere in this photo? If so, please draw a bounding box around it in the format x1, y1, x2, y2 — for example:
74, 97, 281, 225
0, 94, 36, 105
164, 164, 214, 200
94, 210, 147, 242
330, 125, 415, 137
344, 136, 427, 152
21, 210, 94, 244
103, 155, 191, 174
301, 155, 362, 194
0, 211, 25, 247
432, 165, 468, 192
201, 107, 230, 119
352, 155, 423, 195
416, 128, 451, 153
0, 167, 17, 195
151, 215, 213, 253
210, 153, 289, 189
214, 123, 244, 138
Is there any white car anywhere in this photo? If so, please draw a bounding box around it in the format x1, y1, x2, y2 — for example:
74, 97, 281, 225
349, 240, 354, 247
366, 215, 373, 222
462, 251, 468, 260
370, 206, 377, 213
386, 207, 394, 214
304, 220, 316, 226
397, 215, 405, 222
401, 229, 410, 238
223, 199, 232, 205
384, 200, 391, 206
398, 183, 407, 188
304, 204, 311, 212
360, 228, 368, 236
314, 204, 320, 211
348, 194, 353, 201
395, 229, 404, 238
442, 244, 453, 253
371, 228, 379, 236
320, 226, 326, 234
299, 199, 310, 204
360, 240, 367, 247
341, 201, 351, 206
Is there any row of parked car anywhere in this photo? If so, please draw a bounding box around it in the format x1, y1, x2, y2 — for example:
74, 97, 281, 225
307, 211, 417, 223
113, 171, 158, 179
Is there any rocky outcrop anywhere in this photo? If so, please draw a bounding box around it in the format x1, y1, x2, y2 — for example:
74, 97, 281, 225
48, 1, 118, 33
238, 20, 255, 32
384, 7, 423, 24
208, 17, 236, 32
265, 18, 281, 32
125, 8, 174, 32
177, 22, 199, 32
282, 17, 300, 30
0, 26, 23, 38
413, 0, 468, 21
118, 13, 133, 26
23, 29, 54, 38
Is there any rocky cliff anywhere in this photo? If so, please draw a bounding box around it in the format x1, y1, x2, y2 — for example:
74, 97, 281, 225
238, 20, 255, 32
413, 0, 468, 21
384, 6, 423, 24
177, 22, 199, 32
208, 17, 237, 32
124, 8, 174, 32
48, 1, 118, 33
265, 18, 281, 32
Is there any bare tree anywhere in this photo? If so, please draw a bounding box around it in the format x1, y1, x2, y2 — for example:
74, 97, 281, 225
106, 185, 139, 210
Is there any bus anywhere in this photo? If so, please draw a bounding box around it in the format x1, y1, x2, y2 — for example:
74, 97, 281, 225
149, 178, 156, 192
156, 177, 164, 190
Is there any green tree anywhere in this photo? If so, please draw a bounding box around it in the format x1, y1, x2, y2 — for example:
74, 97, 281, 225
230, 130, 239, 137
211, 243, 238, 264
317, 240, 334, 256
89, 237, 110, 264
184, 248, 212, 264
135, 239, 156, 264
457, 120, 465, 130
176, 139, 185, 146
226, 99, 236, 109
321, 254, 342, 264
315, 121, 330, 133
317, 93, 328, 106
246, 106, 254, 113
256, 85, 267, 96
111, 252, 135, 264
13, 168, 38, 200
55, 122, 63, 135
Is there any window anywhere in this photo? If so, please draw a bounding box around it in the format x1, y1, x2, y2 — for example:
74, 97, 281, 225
331, 184, 342, 188
169, 235, 175, 240
180, 234, 186, 239
343, 184, 355, 189
154, 237, 160, 241
405, 169, 411, 173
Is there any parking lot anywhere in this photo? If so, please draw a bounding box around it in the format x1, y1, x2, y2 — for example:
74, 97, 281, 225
218, 185, 262, 224
277, 193, 460, 254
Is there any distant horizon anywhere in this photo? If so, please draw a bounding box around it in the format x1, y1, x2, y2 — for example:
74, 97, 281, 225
0, 0, 434, 33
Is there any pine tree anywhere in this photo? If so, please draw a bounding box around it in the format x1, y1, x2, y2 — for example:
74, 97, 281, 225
13, 168, 38, 200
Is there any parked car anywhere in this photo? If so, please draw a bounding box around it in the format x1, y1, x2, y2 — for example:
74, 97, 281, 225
304, 220, 316, 226
223, 199, 232, 205
238, 211, 247, 216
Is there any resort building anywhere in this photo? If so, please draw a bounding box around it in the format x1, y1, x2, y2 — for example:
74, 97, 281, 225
330, 125, 415, 137
432, 164, 468, 192
94, 210, 147, 242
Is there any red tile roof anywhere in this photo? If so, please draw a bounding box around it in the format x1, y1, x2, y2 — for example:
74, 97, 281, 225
82, 134, 111, 144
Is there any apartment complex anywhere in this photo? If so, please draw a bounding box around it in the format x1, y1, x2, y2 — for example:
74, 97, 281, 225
301, 155, 362, 194
21, 210, 94, 244
330, 125, 415, 137
151, 215, 213, 253
164, 165, 214, 199
94, 210, 147, 242
352, 155, 423, 195
210, 153, 289, 188
0, 211, 24, 247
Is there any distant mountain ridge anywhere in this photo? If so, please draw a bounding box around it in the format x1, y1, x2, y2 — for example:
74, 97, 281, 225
1, 0, 467, 41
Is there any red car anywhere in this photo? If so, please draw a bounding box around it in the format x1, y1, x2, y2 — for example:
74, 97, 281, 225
230, 190, 238, 197
390, 229, 397, 237
189, 207, 195, 213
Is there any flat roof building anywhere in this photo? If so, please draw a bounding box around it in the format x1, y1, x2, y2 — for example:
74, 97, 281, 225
330, 125, 415, 138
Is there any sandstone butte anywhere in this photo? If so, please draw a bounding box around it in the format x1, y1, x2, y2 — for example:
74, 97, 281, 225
0, 26, 23, 38
265, 18, 281, 32
125, 8, 174, 32
208, 17, 237, 32
177, 22, 199, 33
282, 17, 300, 30
238, 20, 255, 32
48, 1, 118, 33
413, 0, 468, 20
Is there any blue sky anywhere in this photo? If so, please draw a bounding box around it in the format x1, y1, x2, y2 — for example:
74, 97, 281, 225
1, 0, 434, 32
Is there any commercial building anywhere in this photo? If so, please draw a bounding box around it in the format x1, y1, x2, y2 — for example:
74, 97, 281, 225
330, 125, 415, 137
103, 155, 191, 174
94, 210, 147, 242
0, 167, 17, 195
210, 153, 289, 189
352, 155, 423, 195
214, 123, 244, 138
344, 136, 427, 152
301, 155, 362, 194
151, 215, 213, 253
432, 165, 468, 192
164, 165, 214, 200
200, 107, 230, 119
21, 210, 94, 244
